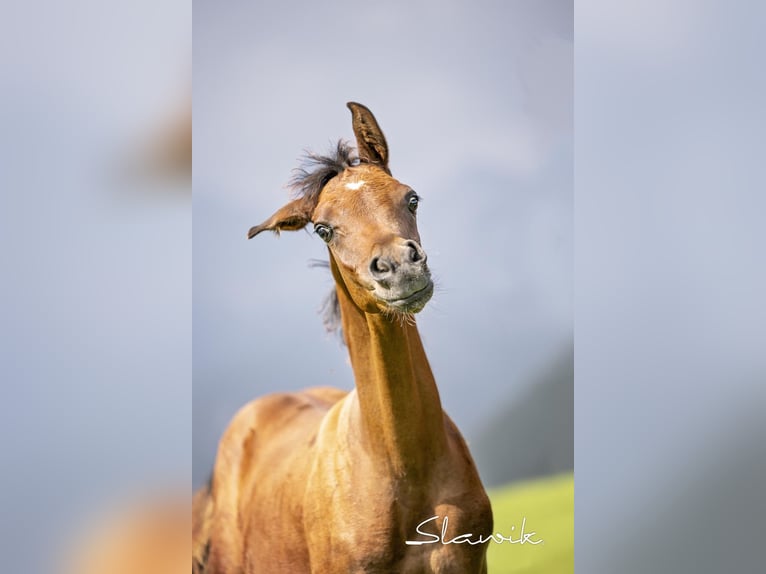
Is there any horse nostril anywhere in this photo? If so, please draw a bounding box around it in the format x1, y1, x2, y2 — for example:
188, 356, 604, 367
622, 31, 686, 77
406, 241, 426, 264
370, 256, 393, 279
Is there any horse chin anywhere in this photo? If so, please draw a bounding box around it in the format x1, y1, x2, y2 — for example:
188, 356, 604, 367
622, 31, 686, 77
379, 280, 434, 315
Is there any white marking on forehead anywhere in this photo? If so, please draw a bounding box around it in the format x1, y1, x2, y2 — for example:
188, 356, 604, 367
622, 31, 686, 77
345, 180, 365, 191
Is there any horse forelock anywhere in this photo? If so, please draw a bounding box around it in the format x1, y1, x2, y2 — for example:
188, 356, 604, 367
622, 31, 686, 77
288, 139, 358, 205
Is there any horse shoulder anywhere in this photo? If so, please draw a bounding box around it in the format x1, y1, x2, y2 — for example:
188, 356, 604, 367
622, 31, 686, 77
206, 389, 345, 573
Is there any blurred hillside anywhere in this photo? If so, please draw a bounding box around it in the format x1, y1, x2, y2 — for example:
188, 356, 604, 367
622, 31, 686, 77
472, 346, 573, 487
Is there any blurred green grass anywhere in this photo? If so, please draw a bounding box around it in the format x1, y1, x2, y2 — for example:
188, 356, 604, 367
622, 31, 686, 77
486, 472, 573, 574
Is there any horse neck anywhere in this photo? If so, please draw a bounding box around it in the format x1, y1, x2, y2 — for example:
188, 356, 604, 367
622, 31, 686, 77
330, 258, 447, 480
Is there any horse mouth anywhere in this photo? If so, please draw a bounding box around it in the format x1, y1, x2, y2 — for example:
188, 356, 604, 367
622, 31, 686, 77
382, 281, 434, 313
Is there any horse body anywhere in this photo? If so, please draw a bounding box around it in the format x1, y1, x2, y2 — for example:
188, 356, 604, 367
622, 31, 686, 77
195, 103, 492, 573
201, 393, 489, 573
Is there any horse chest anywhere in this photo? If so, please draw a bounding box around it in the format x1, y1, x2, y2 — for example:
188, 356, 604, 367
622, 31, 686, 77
303, 472, 491, 573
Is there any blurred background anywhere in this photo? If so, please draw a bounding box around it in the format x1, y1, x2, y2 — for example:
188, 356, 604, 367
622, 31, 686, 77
576, 1, 766, 572
0, 1, 190, 572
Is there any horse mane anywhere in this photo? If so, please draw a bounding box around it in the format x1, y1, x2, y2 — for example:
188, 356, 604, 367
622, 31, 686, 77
293, 141, 358, 345
320, 286, 343, 342
288, 139, 358, 202
309, 259, 344, 344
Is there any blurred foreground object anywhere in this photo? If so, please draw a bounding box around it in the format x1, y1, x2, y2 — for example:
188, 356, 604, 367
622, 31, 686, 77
65, 496, 188, 574
149, 101, 191, 179
128, 99, 192, 184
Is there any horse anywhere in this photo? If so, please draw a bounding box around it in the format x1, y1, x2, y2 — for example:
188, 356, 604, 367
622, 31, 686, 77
193, 102, 492, 573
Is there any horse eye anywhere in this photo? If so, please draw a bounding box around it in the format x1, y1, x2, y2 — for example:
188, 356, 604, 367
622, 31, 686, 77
314, 224, 333, 243
408, 195, 419, 213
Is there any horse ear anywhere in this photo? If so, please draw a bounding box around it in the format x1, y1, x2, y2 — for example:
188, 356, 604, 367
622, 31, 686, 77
347, 102, 389, 172
247, 197, 312, 239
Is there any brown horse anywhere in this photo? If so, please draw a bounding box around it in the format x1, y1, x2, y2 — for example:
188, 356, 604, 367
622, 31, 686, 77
193, 103, 492, 573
